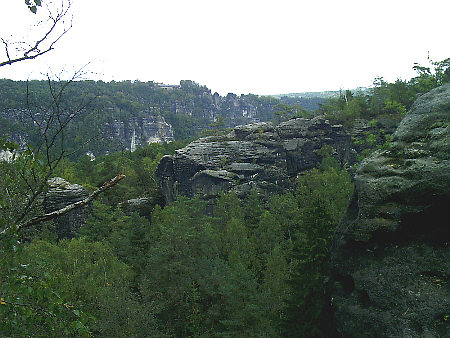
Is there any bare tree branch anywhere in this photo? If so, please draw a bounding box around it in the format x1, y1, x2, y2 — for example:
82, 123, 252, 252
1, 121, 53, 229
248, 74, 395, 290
1, 174, 126, 236
13, 66, 91, 224
0, 0, 73, 68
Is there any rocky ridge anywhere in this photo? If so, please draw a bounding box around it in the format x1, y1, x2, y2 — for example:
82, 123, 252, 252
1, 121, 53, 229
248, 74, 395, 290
156, 116, 355, 203
326, 84, 450, 337
0, 108, 174, 156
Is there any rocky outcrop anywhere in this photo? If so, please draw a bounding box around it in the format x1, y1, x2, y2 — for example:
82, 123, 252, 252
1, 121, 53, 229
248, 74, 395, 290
157, 116, 355, 202
326, 84, 450, 337
349, 118, 397, 152
103, 113, 174, 153
44, 178, 91, 240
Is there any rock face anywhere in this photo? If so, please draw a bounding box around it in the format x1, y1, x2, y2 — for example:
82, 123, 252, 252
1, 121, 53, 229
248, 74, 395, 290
44, 178, 91, 240
171, 82, 277, 127
326, 84, 450, 337
103, 113, 174, 153
349, 117, 398, 155
1, 109, 174, 156
157, 116, 355, 202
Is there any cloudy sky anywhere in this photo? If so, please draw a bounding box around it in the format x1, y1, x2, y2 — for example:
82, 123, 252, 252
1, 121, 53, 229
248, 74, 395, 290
0, 0, 448, 95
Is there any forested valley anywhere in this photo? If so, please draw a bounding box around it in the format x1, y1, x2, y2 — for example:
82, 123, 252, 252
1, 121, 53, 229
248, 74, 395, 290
1, 54, 449, 337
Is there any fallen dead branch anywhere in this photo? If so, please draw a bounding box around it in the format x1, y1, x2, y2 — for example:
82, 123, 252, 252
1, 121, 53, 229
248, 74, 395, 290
0, 174, 126, 236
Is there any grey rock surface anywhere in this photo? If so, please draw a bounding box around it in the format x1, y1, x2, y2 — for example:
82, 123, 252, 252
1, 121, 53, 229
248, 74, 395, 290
103, 113, 174, 153
326, 84, 450, 337
157, 116, 355, 202
44, 177, 91, 240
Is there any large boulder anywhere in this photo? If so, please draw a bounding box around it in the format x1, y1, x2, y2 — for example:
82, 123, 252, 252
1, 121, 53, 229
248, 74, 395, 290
156, 116, 355, 202
44, 177, 91, 240
326, 84, 450, 337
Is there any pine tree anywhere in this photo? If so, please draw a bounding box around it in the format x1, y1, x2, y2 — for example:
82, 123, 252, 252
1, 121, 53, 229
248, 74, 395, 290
281, 197, 335, 337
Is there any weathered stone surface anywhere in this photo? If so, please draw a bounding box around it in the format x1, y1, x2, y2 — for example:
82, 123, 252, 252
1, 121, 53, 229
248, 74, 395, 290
326, 84, 450, 337
157, 116, 355, 202
44, 178, 91, 240
172, 90, 274, 126
103, 113, 174, 153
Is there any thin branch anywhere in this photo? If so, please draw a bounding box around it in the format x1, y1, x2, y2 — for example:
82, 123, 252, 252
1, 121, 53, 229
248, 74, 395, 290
0, 0, 72, 68
1, 174, 126, 236
14, 66, 91, 224
1, 38, 11, 62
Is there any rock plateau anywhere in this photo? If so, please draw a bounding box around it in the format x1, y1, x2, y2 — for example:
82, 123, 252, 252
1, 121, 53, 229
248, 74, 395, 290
157, 116, 355, 202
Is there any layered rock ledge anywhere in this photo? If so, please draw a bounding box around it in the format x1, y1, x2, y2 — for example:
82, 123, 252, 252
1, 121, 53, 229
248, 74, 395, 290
326, 84, 450, 337
157, 116, 355, 202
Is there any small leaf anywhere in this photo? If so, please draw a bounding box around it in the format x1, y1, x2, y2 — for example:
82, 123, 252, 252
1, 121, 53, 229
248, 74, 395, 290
29, 5, 37, 14
73, 309, 80, 317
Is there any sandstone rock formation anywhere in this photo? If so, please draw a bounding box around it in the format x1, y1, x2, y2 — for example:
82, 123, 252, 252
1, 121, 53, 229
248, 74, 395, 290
103, 113, 174, 153
171, 85, 276, 127
157, 116, 355, 203
44, 178, 91, 240
326, 84, 450, 337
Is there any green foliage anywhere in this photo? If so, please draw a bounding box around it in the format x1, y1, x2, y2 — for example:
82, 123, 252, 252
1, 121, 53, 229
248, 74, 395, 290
136, 193, 278, 336
1, 136, 18, 152
26, 0, 42, 14
411, 57, 450, 93
141, 197, 223, 336
81, 200, 152, 275
296, 166, 353, 224
202, 116, 231, 137
0, 79, 280, 151
142, 196, 265, 336
318, 57, 448, 161
53, 141, 185, 206
6, 57, 444, 337
1, 138, 354, 337
281, 158, 353, 336
318, 90, 367, 127
282, 198, 335, 337
0, 237, 145, 336
0, 145, 52, 231
273, 102, 312, 124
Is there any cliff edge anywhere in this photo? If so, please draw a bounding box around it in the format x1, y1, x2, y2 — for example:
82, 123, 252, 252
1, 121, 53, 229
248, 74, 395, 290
326, 84, 450, 337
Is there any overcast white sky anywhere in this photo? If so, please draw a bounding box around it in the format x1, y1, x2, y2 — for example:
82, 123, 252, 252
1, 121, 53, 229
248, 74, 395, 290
0, 0, 448, 95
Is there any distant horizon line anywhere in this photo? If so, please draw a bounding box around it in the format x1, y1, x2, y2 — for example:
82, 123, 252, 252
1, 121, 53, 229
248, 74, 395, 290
0, 77, 374, 98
